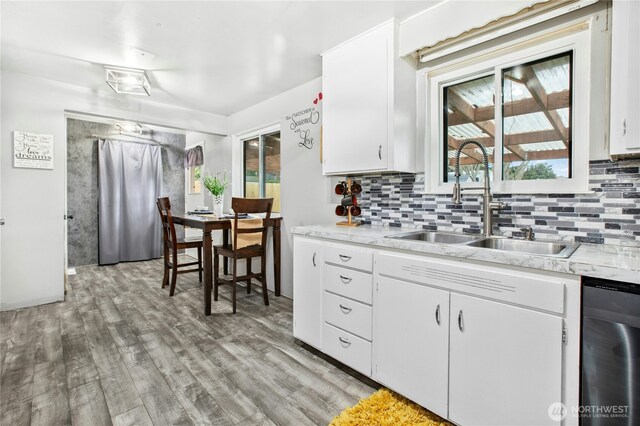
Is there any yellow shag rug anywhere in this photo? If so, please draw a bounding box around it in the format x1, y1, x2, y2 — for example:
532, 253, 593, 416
330, 388, 452, 426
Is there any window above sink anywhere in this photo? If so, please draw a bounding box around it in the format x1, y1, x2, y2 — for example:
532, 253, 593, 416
418, 9, 608, 195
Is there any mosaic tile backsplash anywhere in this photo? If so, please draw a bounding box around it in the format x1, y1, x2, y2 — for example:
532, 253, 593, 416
353, 159, 640, 246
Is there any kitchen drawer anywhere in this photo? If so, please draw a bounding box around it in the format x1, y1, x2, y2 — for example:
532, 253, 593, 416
324, 243, 373, 272
377, 251, 566, 314
324, 264, 373, 305
323, 292, 372, 341
323, 323, 372, 377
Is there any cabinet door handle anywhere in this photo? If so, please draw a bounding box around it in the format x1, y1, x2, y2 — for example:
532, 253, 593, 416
435, 304, 441, 325
338, 254, 352, 262
339, 275, 352, 284
339, 337, 351, 346
378, 145, 382, 160
312, 252, 316, 267
339, 304, 352, 314
458, 310, 464, 332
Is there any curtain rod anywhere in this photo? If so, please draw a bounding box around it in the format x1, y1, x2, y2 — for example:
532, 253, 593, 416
91, 134, 161, 146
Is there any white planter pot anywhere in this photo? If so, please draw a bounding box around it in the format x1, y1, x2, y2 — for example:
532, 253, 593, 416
212, 194, 224, 217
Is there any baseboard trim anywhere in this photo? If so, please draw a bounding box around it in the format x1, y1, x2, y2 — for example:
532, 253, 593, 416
0, 294, 65, 312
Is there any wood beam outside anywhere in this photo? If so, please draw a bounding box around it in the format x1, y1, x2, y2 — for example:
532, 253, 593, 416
503, 149, 568, 164
453, 148, 568, 166
519, 68, 569, 146
449, 128, 561, 150
447, 89, 496, 137
447, 90, 570, 126
504, 129, 563, 146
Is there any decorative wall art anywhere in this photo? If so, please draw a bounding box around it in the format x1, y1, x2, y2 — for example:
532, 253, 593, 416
13, 131, 54, 169
283, 92, 322, 151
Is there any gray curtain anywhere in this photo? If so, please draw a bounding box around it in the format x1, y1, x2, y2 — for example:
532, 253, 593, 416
98, 139, 163, 265
184, 145, 204, 167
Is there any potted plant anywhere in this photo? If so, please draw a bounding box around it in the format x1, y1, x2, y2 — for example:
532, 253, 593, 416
202, 171, 230, 217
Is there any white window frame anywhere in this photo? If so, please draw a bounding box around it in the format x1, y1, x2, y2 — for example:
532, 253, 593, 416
231, 122, 280, 200
423, 19, 594, 194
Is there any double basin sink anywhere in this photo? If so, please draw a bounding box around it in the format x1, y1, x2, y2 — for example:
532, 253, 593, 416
386, 231, 580, 258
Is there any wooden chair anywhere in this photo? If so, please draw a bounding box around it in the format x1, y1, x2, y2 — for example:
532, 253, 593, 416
156, 197, 203, 296
214, 197, 273, 313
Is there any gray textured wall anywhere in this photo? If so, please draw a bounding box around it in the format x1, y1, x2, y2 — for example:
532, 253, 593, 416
67, 118, 186, 267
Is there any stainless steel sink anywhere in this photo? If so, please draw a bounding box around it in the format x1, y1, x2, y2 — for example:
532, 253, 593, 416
386, 231, 479, 244
465, 237, 580, 258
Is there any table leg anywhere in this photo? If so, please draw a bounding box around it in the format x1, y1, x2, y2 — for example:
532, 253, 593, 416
203, 230, 212, 316
222, 229, 229, 275
273, 220, 281, 297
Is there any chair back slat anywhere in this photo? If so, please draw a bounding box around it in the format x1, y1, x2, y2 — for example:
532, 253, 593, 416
156, 197, 178, 250
230, 197, 272, 250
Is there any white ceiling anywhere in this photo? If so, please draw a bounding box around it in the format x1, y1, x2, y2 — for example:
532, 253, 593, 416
1, 1, 439, 116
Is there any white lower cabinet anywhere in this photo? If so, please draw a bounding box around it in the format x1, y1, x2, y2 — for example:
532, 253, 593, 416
292, 237, 324, 349
449, 293, 563, 426
292, 236, 576, 426
374, 276, 449, 418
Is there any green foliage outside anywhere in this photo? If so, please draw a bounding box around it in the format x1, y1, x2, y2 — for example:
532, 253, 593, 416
505, 162, 558, 180
244, 170, 280, 183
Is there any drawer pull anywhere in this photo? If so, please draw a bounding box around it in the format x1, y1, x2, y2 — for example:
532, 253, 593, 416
338, 254, 352, 262
339, 337, 351, 347
458, 310, 464, 332
312, 252, 316, 267
435, 304, 441, 325
339, 275, 352, 284
339, 304, 352, 314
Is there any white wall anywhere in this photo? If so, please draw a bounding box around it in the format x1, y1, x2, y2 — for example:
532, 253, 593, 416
0, 70, 229, 311
184, 131, 232, 253
228, 77, 336, 298
201, 133, 233, 214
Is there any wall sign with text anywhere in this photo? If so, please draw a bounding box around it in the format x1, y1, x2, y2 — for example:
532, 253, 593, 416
284, 92, 322, 150
13, 131, 54, 169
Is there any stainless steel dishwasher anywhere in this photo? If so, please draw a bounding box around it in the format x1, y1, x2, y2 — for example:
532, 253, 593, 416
582, 277, 639, 426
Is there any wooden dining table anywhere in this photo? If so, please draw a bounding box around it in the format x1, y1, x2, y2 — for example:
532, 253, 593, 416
171, 213, 283, 316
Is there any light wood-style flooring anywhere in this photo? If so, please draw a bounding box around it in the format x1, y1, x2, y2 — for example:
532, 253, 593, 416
0, 258, 376, 425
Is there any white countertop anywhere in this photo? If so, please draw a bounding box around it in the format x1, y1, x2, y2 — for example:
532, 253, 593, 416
291, 224, 640, 284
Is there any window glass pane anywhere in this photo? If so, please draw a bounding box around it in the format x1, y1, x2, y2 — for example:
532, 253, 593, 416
244, 138, 260, 198
502, 52, 572, 180
264, 132, 281, 213
443, 75, 495, 184
190, 166, 201, 193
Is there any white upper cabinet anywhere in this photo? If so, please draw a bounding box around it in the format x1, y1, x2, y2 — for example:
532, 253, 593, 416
610, 0, 640, 157
322, 20, 416, 175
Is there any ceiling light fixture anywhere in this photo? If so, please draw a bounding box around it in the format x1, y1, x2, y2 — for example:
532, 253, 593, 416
105, 66, 151, 96
114, 121, 143, 135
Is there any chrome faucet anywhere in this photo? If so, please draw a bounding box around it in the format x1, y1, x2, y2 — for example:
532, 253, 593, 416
452, 140, 507, 238
520, 227, 535, 241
